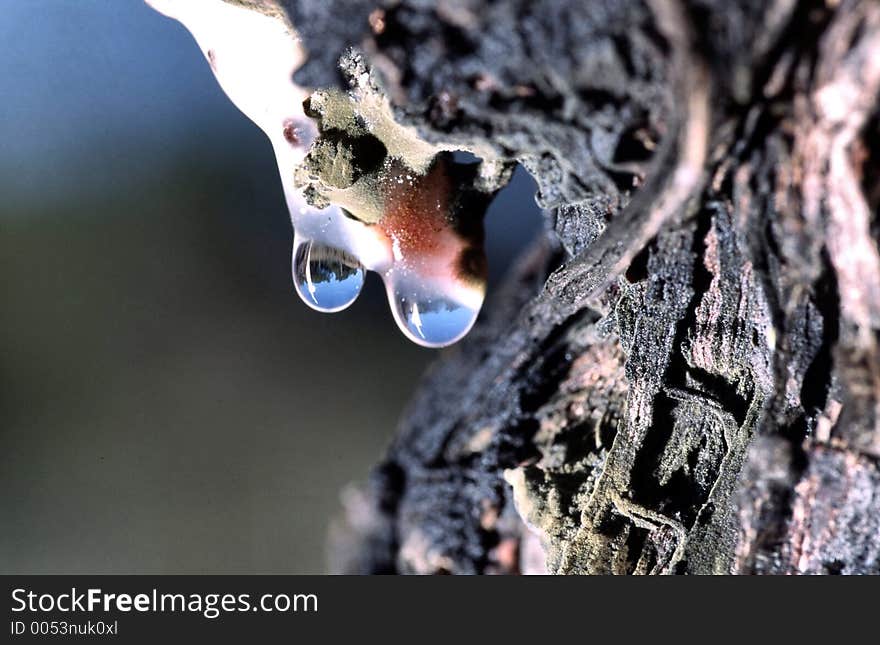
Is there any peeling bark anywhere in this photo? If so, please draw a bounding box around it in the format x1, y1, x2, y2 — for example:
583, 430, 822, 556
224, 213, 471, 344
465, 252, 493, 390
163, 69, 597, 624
238, 0, 880, 574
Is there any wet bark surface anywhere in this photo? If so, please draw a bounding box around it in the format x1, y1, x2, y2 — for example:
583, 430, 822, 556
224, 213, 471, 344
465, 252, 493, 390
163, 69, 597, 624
275, 0, 880, 574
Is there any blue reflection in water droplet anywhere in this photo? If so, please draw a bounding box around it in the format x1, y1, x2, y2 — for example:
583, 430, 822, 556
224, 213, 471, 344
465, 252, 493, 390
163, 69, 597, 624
392, 293, 479, 348
293, 239, 365, 312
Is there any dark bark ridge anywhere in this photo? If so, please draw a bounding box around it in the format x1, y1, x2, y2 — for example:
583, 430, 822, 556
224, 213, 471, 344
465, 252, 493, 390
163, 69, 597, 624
280, 0, 880, 574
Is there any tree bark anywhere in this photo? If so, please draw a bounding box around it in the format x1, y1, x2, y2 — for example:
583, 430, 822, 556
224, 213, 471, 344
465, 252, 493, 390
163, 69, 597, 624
281, 0, 880, 574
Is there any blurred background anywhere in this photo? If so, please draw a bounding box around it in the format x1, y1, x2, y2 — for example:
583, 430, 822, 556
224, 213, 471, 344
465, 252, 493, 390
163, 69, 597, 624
0, 0, 542, 573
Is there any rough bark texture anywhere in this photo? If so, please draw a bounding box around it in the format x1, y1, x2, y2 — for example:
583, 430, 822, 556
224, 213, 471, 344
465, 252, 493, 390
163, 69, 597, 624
277, 0, 880, 574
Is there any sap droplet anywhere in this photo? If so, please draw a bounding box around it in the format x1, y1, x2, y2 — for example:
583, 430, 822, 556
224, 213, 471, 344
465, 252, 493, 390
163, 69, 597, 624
293, 239, 365, 312
149, 1, 497, 347
386, 277, 480, 348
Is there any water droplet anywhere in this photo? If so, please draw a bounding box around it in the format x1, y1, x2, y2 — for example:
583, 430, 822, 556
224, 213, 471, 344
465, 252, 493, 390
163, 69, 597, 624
293, 239, 365, 312
385, 277, 481, 348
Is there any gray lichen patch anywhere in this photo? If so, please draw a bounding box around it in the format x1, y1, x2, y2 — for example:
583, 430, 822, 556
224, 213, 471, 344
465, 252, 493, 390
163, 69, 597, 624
655, 392, 731, 492
501, 204, 775, 574
294, 48, 508, 227
306, 138, 361, 189
503, 325, 628, 572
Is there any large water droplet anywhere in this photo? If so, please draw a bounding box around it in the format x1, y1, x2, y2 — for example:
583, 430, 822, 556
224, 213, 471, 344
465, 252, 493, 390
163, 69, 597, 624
293, 239, 365, 312
386, 279, 480, 348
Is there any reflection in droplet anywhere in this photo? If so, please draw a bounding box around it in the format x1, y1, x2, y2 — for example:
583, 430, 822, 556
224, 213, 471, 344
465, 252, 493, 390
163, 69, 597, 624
293, 239, 365, 312
386, 279, 480, 348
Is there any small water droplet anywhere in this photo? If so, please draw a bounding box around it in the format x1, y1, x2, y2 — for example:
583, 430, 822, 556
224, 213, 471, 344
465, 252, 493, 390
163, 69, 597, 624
293, 239, 365, 312
386, 278, 480, 348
